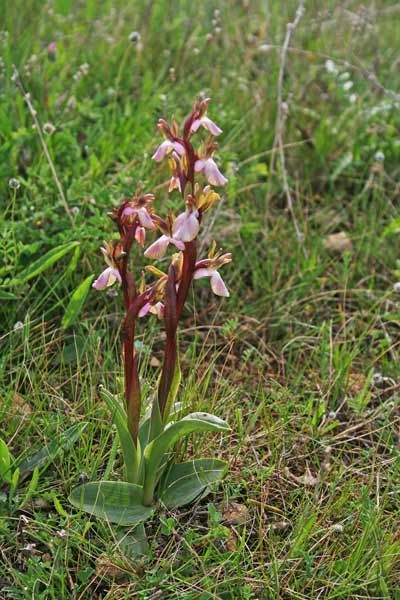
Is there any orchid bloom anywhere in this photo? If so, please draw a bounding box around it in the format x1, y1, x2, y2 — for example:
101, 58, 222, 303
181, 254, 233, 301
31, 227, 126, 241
93, 266, 122, 290
172, 209, 200, 242
144, 235, 185, 259
138, 301, 165, 319
191, 115, 222, 136
122, 205, 155, 229
152, 140, 185, 163
193, 267, 229, 297
194, 249, 232, 297
195, 157, 228, 186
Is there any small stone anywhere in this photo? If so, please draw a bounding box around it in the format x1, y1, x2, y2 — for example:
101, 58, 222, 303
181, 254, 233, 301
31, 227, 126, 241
324, 231, 352, 252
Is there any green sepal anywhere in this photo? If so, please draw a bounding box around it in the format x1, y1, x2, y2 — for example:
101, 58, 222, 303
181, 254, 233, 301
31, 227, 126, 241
159, 458, 228, 508
100, 387, 140, 484
69, 481, 153, 526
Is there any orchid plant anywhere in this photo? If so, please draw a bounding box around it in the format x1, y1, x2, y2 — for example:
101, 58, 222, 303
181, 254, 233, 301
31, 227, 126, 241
70, 98, 231, 532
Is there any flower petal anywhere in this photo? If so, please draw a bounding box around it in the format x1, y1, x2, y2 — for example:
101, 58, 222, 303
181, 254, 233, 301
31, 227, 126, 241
135, 226, 146, 247
193, 267, 214, 280
138, 302, 152, 318
169, 238, 186, 251
172, 210, 200, 242
149, 301, 165, 319
173, 141, 185, 155
210, 271, 229, 297
152, 140, 173, 162
92, 267, 121, 290
144, 235, 170, 259
169, 175, 182, 193
204, 158, 228, 186
200, 116, 222, 136
190, 119, 202, 133
194, 159, 205, 172
137, 207, 155, 229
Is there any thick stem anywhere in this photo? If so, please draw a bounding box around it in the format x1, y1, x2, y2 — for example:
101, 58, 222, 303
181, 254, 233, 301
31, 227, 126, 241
176, 240, 197, 319
122, 293, 150, 445
158, 265, 178, 419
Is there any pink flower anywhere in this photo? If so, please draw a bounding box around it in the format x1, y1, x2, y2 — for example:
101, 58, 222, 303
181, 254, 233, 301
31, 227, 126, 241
191, 116, 222, 136
122, 206, 155, 229
144, 235, 185, 259
47, 42, 57, 53
92, 267, 122, 290
152, 140, 185, 162
193, 267, 229, 297
169, 175, 182, 193
195, 158, 227, 186
172, 210, 199, 242
135, 226, 146, 246
138, 301, 164, 319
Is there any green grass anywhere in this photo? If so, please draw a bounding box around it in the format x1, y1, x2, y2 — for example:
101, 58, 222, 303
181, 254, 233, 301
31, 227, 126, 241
1, 0, 400, 598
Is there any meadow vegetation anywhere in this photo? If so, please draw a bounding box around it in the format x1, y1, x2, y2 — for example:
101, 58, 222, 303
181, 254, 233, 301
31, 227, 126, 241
1, 1, 400, 598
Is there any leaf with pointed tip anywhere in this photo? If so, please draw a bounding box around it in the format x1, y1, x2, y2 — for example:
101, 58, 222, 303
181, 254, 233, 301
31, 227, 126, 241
143, 413, 230, 504
101, 388, 140, 484
114, 523, 149, 558
160, 458, 228, 508
69, 481, 153, 526
62, 274, 95, 328
18, 423, 88, 480
12, 241, 79, 285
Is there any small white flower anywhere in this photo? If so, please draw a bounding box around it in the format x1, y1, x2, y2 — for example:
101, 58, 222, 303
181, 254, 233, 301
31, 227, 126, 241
349, 94, 357, 103
129, 31, 141, 43
343, 81, 354, 91
13, 321, 24, 331
9, 178, 20, 190
325, 59, 337, 74
375, 150, 385, 162
71, 206, 80, 215
393, 282, 400, 293
43, 122, 56, 135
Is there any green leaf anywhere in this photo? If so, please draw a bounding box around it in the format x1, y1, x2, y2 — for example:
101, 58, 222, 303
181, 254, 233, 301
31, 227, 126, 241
69, 481, 153, 526
114, 523, 149, 558
0, 290, 17, 301
382, 217, 400, 238
12, 241, 79, 285
0, 439, 12, 483
18, 422, 88, 479
160, 459, 228, 509
143, 413, 230, 505
100, 388, 140, 484
19, 467, 39, 508
62, 275, 95, 328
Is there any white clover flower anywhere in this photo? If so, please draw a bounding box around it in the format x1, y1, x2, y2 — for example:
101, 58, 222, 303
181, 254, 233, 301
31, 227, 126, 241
375, 150, 385, 162
393, 281, 400, 293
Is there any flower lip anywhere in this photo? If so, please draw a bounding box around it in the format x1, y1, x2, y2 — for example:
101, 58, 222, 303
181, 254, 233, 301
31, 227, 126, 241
152, 140, 185, 162
195, 157, 227, 186
172, 209, 200, 242
92, 267, 122, 291
193, 267, 229, 297
191, 116, 222, 136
